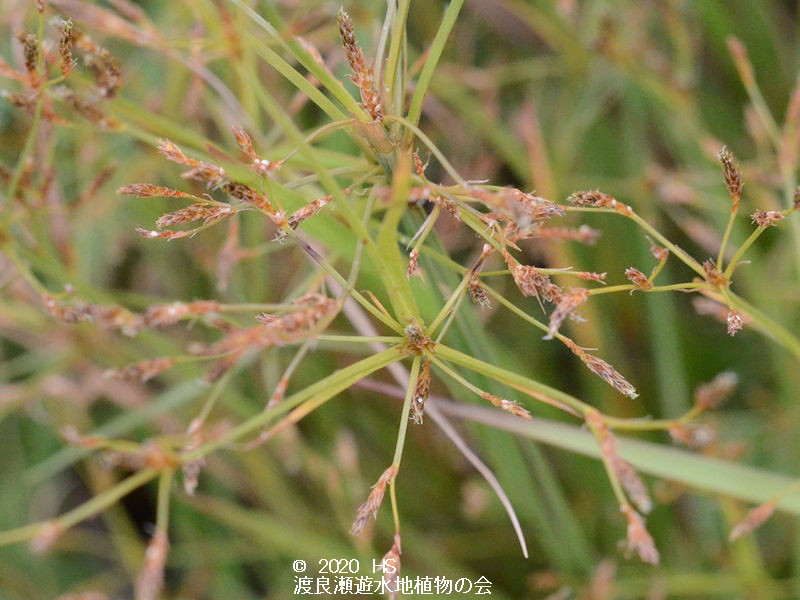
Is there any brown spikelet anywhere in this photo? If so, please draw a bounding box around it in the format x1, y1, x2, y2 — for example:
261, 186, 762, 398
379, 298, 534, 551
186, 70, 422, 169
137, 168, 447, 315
751, 209, 784, 228
157, 139, 198, 167
586, 410, 651, 514
156, 203, 235, 229
351, 466, 398, 535
232, 125, 282, 175
104, 357, 179, 382
502, 249, 563, 305
718, 145, 743, 210
620, 504, 659, 565
650, 244, 669, 262
413, 150, 428, 176
135, 226, 193, 241
381, 533, 402, 598
468, 275, 491, 309
625, 267, 652, 291
86, 48, 121, 98
62, 89, 108, 125
472, 188, 565, 230
694, 371, 738, 411
19, 33, 39, 87
43, 294, 138, 333
545, 288, 590, 339
58, 19, 75, 78
182, 418, 205, 496
729, 499, 778, 541
561, 337, 638, 399
726, 309, 743, 336
117, 184, 200, 200
139, 300, 221, 329
669, 423, 715, 449
535, 224, 601, 245
29, 520, 64, 554
703, 260, 727, 287
134, 529, 169, 600
410, 360, 431, 425
338, 8, 383, 121
569, 190, 634, 216
482, 392, 532, 419
574, 271, 607, 282
793, 187, 800, 211
222, 181, 276, 213
288, 194, 332, 229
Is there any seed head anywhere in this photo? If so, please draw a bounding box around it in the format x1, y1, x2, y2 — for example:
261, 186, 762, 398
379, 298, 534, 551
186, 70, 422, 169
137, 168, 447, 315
406, 249, 420, 280
350, 466, 398, 535
729, 499, 777, 541
482, 392, 532, 419
751, 209, 784, 228
620, 504, 659, 565
694, 371, 738, 410
718, 145, 743, 210
104, 357, 179, 382
562, 337, 638, 399
410, 360, 431, 425
545, 287, 590, 339
58, 19, 75, 78
703, 260, 727, 287
569, 190, 634, 216
625, 267, 652, 291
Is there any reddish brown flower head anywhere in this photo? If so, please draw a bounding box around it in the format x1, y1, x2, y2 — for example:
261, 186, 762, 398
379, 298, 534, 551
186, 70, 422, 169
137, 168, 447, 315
562, 337, 638, 399
750, 209, 784, 228
468, 275, 491, 309
625, 267, 652, 291
104, 357, 179, 382
649, 244, 669, 262
58, 19, 75, 78
703, 260, 727, 287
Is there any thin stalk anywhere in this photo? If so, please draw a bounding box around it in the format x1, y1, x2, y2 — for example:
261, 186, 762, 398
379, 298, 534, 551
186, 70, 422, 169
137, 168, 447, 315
717, 209, 739, 269
390, 355, 421, 467
723, 226, 765, 280
405, 0, 466, 129
384, 0, 411, 113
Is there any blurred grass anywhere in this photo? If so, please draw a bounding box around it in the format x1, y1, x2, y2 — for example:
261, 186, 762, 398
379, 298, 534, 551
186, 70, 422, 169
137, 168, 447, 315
2, 1, 800, 598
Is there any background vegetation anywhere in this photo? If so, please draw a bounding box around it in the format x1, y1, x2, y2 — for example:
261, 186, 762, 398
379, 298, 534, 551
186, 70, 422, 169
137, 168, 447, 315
2, 0, 800, 598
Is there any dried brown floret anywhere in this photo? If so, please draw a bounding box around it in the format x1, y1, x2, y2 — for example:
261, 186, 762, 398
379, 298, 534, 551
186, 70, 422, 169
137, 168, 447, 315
502, 249, 563, 305
482, 392, 532, 419
156, 203, 234, 229
703, 260, 727, 287
338, 8, 383, 121
535, 224, 601, 245
117, 184, 199, 200
650, 244, 669, 262
569, 190, 634, 216
86, 48, 121, 98
751, 209, 784, 228
104, 357, 179, 382
468, 275, 491, 309
351, 466, 398, 535
561, 337, 638, 399
726, 309, 743, 336
729, 499, 777, 541
135, 529, 169, 600
694, 371, 738, 410
406, 248, 420, 280
718, 145, 743, 210
625, 267, 652, 291
410, 360, 431, 425
58, 19, 75, 78
287, 194, 332, 229
669, 423, 715, 449
620, 504, 659, 565
545, 288, 590, 339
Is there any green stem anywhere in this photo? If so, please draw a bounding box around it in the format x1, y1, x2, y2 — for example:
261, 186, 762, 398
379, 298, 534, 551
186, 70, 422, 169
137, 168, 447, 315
391, 355, 421, 467
723, 226, 765, 280
405, 0, 466, 129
